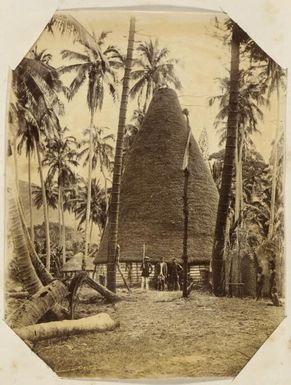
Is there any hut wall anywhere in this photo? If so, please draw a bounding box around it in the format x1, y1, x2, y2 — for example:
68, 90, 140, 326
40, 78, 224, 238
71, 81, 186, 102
93, 262, 209, 288
189, 264, 209, 286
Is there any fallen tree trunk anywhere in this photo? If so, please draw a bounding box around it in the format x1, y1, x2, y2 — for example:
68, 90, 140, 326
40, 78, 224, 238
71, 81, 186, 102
15, 313, 119, 344
84, 275, 122, 303
68, 272, 122, 319
7, 280, 68, 328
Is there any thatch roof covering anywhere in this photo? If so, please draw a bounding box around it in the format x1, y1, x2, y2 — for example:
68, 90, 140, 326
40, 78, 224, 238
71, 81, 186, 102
62, 252, 95, 271
94, 88, 218, 264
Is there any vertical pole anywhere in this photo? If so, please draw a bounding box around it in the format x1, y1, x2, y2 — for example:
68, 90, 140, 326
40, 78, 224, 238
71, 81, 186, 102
107, 17, 136, 292
182, 168, 189, 298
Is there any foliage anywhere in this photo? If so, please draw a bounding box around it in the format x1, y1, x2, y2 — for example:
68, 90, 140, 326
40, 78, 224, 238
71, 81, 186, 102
130, 39, 182, 111
74, 178, 107, 230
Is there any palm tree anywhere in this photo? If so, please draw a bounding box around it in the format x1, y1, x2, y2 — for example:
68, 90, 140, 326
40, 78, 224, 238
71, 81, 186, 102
43, 127, 79, 263
78, 126, 114, 214
209, 73, 265, 221
32, 180, 58, 214
130, 39, 182, 112
74, 178, 107, 240
211, 21, 245, 296
16, 123, 38, 242
242, 38, 286, 239
59, 31, 122, 262
12, 55, 65, 270
107, 17, 136, 292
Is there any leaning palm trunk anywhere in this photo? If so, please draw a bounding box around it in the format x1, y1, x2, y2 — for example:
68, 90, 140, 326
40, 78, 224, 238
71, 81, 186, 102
268, 85, 280, 239
8, 194, 43, 295
12, 136, 20, 194
107, 17, 136, 292
17, 193, 54, 285
28, 150, 34, 243
212, 23, 241, 296
35, 141, 51, 270
7, 280, 68, 329
84, 112, 95, 262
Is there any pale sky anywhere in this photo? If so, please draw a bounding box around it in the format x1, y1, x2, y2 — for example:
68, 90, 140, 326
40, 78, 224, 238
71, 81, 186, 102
11, 9, 285, 187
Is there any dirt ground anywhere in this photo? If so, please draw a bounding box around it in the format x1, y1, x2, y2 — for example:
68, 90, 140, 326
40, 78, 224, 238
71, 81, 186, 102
32, 288, 284, 380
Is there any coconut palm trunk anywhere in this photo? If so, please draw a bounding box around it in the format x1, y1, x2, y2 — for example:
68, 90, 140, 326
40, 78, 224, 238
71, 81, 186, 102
13, 135, 19, 194
58, 185, 62, 243
143, 82, 152, 113
99, 157, 109, 214
8, 194, 43, 295
60, 185, 66, 264
268, 85, 280, 239
107, 17, 136, 292
212, 23, 241, 296
35, 140, 51, 270
28, 150, 34, 243
84, 112, 94, 263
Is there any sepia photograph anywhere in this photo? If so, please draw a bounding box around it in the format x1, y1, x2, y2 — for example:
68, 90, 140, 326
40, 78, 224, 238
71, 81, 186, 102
4, 6, 287, 381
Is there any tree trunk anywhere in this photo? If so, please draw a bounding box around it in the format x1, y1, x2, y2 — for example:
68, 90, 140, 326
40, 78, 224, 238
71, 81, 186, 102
89, 219, 93, 245
143, 82, 152, 113
60, 185, 66, 264
35, 141, 51, 270
85, 275, 121, 303
99, 156, 109, 214
212, 23, 241, 296
107, 17, 136, 292
28, 150, 34, 243
12, 135, 19, 194
58, 184, 62, 244
84, 112, 95, 262
268, 85, 280, 239
17, 194, 54, 285
182, 168, 189, 298
14, 313, 119, 344
8, 194, 43, 295
7, 280, 68, 329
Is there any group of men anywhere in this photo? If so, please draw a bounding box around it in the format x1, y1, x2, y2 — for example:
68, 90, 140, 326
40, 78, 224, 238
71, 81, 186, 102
140, 256, 183, 291
256, 259, 281, 306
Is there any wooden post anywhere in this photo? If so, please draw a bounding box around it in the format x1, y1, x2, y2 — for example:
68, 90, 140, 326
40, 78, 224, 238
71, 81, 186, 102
182, 168, 189, 298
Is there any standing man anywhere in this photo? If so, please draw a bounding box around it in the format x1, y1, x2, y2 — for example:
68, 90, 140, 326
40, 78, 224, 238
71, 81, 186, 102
156, 257, 168, 291
141, 256, 153, 290
269, 260, 276, 299
256, 265, 265, 301
169, 258, 182, 291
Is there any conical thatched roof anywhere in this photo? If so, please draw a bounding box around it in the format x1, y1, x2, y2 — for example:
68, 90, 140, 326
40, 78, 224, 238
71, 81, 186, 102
94, 88, 218, 264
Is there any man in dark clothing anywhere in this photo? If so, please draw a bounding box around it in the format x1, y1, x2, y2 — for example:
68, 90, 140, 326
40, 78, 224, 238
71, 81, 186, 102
269, 266, 276, 299
156, 257, 168, 291
168, 258, 182, 291
256, 266, 265, 300
140, 256, 153, 290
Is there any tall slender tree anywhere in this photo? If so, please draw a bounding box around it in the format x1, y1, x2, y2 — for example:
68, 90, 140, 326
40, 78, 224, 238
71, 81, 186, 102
16, 123, 37, 242
107, 17, 136, 292
59, 31, 121, 262
211, 22, 243, 296
43, 127, 78, 264
78, 126, 114, 215
12, 56, 65, 270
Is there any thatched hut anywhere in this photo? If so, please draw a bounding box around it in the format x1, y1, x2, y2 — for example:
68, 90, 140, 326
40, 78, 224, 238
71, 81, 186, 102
94, 88, 218, 287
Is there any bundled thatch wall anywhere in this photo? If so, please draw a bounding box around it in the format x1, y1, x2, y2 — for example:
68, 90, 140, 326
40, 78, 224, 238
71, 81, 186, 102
94, 88, 218, 264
